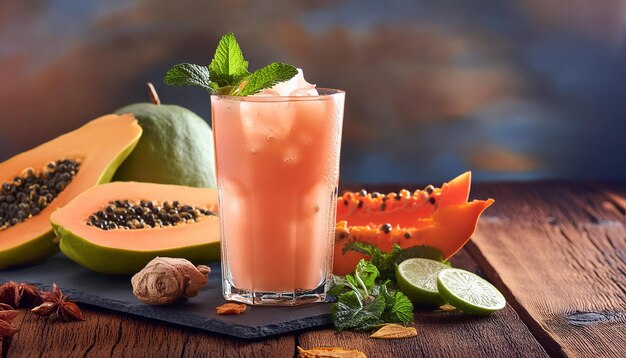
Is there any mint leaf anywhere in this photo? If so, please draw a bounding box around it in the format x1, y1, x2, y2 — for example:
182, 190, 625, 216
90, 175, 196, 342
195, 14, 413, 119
334, 260, 380, 300
354, 259, 379, 294
380, 285, 414, 324
389, 292, 414, 323
164, 63, 213, 92
342, 241, 380, 257
330, 291, 385, 332
344, 274, 361, 296
236, 62, 298, 96
370, 279, 393, 297
328, 276, 349, 298
344, 242, 400, 281
357, 295, 387, 331
208, 32, 250, 87
328, 275, 364, 300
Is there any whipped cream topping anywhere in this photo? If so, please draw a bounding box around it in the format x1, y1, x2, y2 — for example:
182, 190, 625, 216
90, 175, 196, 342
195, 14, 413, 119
258, 68, 318, 96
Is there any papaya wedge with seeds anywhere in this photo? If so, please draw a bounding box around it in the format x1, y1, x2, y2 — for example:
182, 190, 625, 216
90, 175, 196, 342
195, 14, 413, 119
334, 172, 494, 275
0, 115, 142, 269
51, 182, 220, 275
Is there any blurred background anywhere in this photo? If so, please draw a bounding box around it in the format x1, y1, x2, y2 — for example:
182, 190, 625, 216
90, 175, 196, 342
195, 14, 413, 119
1, 0, 625, 184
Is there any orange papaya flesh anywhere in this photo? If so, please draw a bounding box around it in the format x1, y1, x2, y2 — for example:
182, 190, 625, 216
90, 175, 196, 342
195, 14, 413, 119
396, 199, 494, 254
336, 172, 472, 226
333, 172, 493, 276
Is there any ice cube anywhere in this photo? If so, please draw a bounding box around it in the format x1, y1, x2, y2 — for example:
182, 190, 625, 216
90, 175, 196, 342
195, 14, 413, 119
240, 100, 294, 148
289, 97, 326, 133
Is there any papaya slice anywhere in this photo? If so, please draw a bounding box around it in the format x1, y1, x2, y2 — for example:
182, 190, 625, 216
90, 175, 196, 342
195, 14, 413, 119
51, 182, 220, 274
333, 172, 494, 275
336, 171, 472, 225
0, 115, 142, 269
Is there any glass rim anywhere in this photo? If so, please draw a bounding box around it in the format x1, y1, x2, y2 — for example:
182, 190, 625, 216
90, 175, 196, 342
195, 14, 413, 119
210, 88, 345, 102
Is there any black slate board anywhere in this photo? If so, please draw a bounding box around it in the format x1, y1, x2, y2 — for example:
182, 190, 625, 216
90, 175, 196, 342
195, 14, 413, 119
0, 253, 331, 339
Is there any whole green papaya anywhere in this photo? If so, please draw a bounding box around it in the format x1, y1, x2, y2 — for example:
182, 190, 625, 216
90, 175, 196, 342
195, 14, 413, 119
114, 84, 216, 188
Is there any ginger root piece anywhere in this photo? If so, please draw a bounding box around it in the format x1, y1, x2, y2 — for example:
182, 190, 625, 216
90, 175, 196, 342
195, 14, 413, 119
131, 257, 211, 305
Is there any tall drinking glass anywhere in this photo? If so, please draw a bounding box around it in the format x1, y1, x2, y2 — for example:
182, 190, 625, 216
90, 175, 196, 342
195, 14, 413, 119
211, 89, 345, 305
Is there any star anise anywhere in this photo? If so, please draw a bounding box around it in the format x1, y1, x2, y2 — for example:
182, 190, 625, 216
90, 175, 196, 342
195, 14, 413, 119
31, 284, 84, 322
0, 303, 18, 337
0, 281, 42, 308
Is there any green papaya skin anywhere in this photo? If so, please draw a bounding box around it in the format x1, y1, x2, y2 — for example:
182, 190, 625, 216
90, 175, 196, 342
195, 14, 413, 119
0, 232, 57, 269
113, 102, 217, 188
55, 222, 220, 275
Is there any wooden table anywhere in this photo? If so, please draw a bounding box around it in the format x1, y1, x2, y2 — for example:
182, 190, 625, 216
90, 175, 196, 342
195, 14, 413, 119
2, 183, 625, 357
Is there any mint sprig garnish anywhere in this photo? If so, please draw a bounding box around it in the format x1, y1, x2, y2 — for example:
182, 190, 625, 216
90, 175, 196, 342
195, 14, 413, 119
164, 32, 297, 96
328, 243, 448, 332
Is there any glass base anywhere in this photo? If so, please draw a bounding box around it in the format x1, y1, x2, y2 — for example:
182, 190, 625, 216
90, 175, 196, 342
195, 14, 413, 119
223, 278, 331, 306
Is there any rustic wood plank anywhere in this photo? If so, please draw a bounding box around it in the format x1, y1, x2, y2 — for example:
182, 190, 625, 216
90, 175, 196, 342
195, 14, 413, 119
297, 249, 548, 358
469, 182, 626, 358
6, 182, 623, 357
5, 307, 294, 358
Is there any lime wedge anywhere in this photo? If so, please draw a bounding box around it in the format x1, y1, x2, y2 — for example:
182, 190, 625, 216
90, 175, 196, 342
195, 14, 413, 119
436, 268, 506, 315
396, 258, 450, 307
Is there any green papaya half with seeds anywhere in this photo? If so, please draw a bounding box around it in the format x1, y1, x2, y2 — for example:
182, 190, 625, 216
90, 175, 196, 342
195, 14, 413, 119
51, 181, 220, 275
0, 115, 142, 269
113, 84, 217, 188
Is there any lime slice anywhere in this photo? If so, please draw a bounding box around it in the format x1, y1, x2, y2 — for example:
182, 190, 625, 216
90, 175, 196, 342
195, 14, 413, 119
437, 268, 506, 315
396, 258, 450, 307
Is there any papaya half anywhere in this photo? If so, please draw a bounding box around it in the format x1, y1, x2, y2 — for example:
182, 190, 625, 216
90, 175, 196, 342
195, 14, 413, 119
0, 115, 142, 269
51, 182, 220, 274
333, 172, 494, 275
